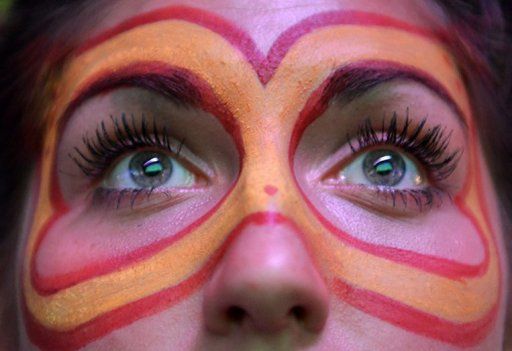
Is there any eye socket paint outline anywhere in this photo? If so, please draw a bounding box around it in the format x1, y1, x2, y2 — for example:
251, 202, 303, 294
288, 61, 499, 347
30, 62, 244, 294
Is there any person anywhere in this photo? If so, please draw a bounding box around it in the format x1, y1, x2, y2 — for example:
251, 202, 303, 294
0, 0, 510, 350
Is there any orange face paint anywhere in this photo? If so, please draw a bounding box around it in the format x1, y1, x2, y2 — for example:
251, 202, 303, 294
21, 6, 501, 350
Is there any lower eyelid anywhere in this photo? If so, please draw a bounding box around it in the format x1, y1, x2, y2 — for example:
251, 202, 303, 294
323, 183, 447, 216
90, 186, 202, 214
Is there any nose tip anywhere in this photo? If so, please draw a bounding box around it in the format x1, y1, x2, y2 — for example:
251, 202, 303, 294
211, 273, 328, 334
203, 214, 329, 335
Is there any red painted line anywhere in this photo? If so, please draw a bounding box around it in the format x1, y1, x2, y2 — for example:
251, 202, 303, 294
25, 247, 217, 351
57, 62, 245, 162
31, 63, 243, 295
77, 6, 266, 81
31, 185, 226, 295
289, 66, 501, 342
25, 212, 294, 350
288, 61, 489, 280
76, 6, 447, 85
290, 92, 500, 345
24, 6, 502, 349
289, 60, 467, 163
262, 11, 444, 84
312, 200, 489, 279
332, 278, 497, 347
25, 212, 498, 349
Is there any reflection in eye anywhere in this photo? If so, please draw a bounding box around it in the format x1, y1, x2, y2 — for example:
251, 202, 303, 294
340, 148, 424, 188
324, 113, 461, 212
103, 151, 195, 190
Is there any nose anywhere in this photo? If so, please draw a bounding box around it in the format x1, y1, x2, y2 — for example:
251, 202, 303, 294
203, 213, 329, 335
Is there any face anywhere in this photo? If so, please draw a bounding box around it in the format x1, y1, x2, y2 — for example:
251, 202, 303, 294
16, 0, 507, 350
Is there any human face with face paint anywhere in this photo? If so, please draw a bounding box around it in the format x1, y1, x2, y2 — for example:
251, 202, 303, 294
15, 0, 508, 350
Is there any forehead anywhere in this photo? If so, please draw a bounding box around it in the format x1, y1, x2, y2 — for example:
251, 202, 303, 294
89, 0, 447, 52
46, 0, 470, 135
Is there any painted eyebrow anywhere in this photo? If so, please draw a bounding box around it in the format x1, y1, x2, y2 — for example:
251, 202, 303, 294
321, 62, 468, 129
65, 65, 203, 117
58, 63, 245, 161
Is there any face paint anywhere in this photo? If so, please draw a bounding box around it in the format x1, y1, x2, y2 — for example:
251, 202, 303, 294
20, 6, 501, 350
264, 185, 279, 196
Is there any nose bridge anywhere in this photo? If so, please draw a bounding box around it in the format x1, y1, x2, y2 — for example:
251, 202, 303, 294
237, 114, 298, 215
225, 85, 335, 278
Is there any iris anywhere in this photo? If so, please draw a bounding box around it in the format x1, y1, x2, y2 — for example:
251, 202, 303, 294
129, 151, 173, 188
362, 149, 405, 186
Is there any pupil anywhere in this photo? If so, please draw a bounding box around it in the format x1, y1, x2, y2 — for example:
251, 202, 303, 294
362, 149, 405, 186
129, 151, 172, 188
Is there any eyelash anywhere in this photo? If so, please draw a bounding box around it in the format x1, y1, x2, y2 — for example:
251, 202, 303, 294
70, 113, 183, 179
70, 112, 460, 212
70, 114, 185, 209
344, 111, 461, 211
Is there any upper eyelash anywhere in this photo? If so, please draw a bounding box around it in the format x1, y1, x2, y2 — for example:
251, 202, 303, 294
347, 110, 461, 183
70, 113, 183, 178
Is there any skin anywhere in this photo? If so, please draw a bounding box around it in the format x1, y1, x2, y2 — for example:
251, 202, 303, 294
12, 0, 507, 350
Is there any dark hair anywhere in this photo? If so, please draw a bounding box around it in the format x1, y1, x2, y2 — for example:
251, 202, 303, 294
421, 4, 512, 343
0, 0, 510, 347
434, 0, 512, 206
0, 0, 109, 238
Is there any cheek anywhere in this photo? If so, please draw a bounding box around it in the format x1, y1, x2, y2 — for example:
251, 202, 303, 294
307, 190, 486, 265
80, 292, 204, 351
33, 195, 216, 289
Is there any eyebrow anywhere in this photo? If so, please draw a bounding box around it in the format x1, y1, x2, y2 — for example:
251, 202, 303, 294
321, 62, 468, 129
65, 64, 203, 115
57, 62, 245, 163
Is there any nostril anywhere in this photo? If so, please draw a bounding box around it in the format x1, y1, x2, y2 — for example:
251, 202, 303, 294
226, 306, 246, 324
289, 305, 306, 321
203, 218, 330, 335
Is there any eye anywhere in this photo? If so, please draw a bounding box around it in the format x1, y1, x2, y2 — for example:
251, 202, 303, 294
102, 150, 195, 190
337, 148, 425, 189
312, 115, 461, 213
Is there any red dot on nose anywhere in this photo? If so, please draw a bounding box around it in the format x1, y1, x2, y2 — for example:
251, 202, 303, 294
264, 185, 278, 196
